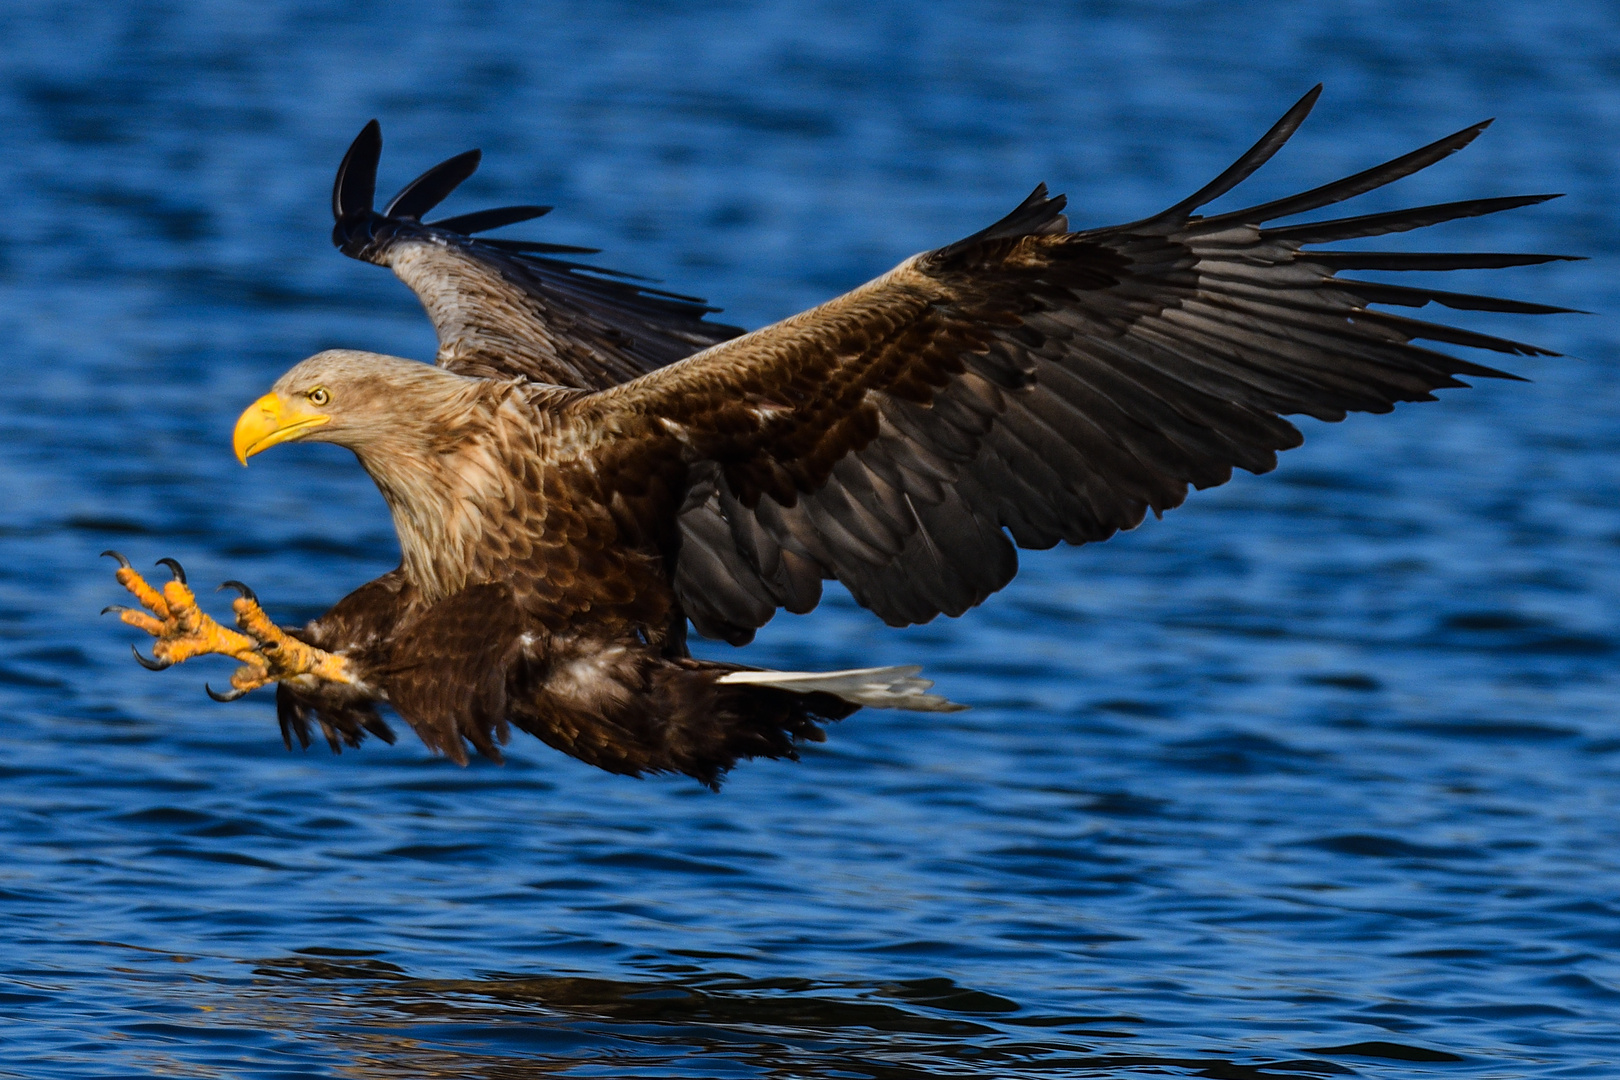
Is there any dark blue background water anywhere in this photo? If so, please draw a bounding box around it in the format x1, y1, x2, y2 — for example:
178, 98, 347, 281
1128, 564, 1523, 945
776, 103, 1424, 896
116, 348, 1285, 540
2, 2, 1618, 1076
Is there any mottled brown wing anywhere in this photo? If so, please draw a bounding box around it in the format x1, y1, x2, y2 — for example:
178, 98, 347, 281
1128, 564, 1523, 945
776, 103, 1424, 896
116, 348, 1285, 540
331, 121, 744, 388
574, 86, 1576, 644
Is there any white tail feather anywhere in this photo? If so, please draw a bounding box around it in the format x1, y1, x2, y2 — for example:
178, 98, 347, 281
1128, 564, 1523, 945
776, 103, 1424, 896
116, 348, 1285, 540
717, 664, 967, 712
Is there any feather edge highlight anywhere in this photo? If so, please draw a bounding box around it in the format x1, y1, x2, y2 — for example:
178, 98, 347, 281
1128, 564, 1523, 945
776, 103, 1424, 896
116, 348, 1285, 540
717, 664, 967, 712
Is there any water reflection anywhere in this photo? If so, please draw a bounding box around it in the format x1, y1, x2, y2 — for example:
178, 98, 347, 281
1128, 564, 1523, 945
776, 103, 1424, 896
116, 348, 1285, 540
233, 952, 1457, 1079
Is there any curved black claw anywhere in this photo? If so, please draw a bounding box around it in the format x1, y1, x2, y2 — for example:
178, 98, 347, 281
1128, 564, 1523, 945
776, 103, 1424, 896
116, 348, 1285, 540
100, 605, 130, 616
206, 682, 248, 703
101, 550, 132, 569
156, 557, 187, 585
131, 644, 172, 671
218, 580, 258, 604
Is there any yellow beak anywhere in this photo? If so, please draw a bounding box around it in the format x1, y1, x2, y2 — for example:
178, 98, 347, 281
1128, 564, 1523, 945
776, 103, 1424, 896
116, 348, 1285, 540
233, 392, 331, 465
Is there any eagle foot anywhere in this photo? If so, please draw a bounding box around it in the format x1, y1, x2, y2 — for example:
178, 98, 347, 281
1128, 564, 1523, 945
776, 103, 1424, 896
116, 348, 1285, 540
217, 581, 351, 690
102, 551, 349, 698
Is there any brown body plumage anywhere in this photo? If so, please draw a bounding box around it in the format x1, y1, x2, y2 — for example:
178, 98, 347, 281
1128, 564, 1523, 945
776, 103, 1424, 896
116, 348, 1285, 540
108, 88, 1576, 786
246, 352, 859, 785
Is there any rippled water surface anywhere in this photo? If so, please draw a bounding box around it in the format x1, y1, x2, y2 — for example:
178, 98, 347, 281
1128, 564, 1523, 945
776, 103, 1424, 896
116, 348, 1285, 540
3, 2, 1620, 1076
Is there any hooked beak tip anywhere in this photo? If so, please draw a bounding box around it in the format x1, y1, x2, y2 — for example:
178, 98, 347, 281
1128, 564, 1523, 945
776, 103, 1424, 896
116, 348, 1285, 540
232, 391, 329, 463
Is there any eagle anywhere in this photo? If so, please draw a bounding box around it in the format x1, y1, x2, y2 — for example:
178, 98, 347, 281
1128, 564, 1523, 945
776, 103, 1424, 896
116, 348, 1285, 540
104, 87, 1574, 787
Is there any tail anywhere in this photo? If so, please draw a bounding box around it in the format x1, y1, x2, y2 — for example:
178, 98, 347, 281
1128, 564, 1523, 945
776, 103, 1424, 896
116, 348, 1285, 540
717, 664, 967, 713
525, 660, 965, 790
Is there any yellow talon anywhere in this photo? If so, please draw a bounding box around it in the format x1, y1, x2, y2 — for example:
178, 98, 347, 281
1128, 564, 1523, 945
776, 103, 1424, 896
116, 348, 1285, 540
106, 554, 350, 693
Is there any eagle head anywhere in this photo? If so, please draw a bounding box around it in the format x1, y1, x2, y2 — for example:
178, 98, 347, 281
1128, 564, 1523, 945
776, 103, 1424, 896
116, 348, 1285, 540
233, 350, 473, 465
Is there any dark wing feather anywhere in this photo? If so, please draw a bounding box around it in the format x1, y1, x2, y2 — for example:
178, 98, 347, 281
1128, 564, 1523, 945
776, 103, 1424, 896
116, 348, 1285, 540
331, 122, 743, 389
333, 120, 381, 220
571, 88, 1572, 644
1264, 194, 1561, 243
382, 149, 482, 220
430, 205, 554, 235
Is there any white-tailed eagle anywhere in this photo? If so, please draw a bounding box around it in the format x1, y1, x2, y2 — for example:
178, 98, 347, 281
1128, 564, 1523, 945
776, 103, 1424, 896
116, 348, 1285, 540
104, 87, 1575, 787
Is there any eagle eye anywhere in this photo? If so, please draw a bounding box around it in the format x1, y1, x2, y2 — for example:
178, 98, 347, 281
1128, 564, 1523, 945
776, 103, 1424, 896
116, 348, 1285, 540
307, 387, 331, 406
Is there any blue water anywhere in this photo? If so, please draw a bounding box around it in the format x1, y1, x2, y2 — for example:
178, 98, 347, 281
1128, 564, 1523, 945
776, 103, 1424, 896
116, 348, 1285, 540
2, 2, 1619, 1076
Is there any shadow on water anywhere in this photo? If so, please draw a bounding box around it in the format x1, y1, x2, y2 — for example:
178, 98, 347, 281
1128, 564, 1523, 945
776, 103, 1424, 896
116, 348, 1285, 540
227, 950, 1462, 1079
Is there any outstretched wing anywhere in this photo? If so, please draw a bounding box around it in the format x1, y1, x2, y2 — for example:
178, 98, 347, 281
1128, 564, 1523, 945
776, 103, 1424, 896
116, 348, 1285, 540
331, 121, 744, 388
572, 86, 1577, 645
